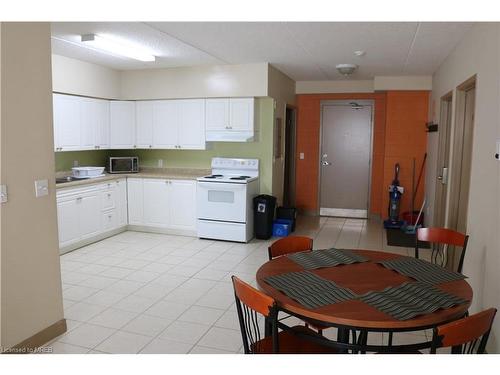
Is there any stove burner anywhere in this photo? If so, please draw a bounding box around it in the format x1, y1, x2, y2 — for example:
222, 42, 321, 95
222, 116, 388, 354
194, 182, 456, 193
230, 176, 251, 180
204, 174, 223, 179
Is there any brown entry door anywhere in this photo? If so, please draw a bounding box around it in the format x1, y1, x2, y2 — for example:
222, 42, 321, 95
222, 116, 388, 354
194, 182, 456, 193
319, 101, 373, 218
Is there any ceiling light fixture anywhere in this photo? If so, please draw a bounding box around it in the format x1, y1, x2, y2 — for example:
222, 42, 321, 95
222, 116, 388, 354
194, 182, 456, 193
81, 34, 156, 62
336, 63, 358, 77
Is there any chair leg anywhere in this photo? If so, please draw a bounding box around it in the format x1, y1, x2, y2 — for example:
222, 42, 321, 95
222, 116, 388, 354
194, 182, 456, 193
388, 331, 393, 346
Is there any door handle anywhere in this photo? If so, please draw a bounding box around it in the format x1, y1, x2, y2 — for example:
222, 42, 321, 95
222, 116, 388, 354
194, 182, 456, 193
321, 161, 332, 166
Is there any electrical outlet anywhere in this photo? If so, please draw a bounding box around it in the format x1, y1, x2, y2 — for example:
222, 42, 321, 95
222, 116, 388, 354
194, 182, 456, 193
158, 159, 163, 168
73, 160, 79, 167
299, 152, 305, 160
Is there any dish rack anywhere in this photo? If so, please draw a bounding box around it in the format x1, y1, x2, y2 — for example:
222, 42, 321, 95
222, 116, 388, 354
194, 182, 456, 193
71, 166, 105, 179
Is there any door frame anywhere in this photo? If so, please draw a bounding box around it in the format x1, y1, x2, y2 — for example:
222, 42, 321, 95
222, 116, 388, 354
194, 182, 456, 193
318, 99, 375, 218
283, 105, 297, 207
447, 76, 476, 231
433, 91, 453, 227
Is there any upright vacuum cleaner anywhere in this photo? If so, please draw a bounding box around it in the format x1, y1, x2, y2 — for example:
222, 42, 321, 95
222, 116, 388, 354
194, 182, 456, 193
383, 163, 405, 229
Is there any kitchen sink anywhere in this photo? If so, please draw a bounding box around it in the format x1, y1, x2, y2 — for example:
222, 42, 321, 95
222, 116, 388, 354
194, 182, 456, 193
55, 176, 76, 184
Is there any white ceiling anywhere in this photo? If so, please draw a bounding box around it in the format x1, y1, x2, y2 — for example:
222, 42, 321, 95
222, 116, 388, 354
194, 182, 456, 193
51, 22, 473, 80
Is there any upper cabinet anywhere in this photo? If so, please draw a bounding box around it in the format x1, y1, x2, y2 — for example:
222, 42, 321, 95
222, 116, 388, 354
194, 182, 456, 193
54, 94, 253, 152
144, 99, 206, 150
110, 101, 136, 149
178, 99, 206, 150
205, 98, 255, 142
53, 94, 82, 152
54, 94, 110, 152
135, 101, 154, 149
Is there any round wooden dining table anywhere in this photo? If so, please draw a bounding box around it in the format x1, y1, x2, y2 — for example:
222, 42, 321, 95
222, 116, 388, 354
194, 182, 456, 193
256, 249, 473, 352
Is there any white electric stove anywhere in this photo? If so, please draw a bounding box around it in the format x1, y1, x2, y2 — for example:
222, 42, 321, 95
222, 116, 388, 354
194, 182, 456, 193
197, 158, 259, 242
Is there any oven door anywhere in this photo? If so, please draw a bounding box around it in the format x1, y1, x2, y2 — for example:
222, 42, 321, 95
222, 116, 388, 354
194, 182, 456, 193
197, 181, 247, 223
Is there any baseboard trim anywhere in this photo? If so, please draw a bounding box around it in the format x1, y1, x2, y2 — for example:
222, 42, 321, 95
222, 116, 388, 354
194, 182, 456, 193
59, 227, 127, 254
127, 225, 196, 237
4, 319, 67, 354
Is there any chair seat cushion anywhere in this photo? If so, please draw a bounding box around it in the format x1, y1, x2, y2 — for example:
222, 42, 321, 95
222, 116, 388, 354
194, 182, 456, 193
251, 326, 338, 354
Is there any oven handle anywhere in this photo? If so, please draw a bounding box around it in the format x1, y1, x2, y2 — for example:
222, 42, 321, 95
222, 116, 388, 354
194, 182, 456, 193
197, 181, 247, 191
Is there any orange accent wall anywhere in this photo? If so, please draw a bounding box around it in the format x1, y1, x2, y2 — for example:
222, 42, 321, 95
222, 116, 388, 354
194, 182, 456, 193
383, 91, 429, 216
295, 93, 387, 214
295, 91, 429, 216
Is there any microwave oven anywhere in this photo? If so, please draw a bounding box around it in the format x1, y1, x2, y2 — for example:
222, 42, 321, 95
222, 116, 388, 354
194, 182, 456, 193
108, 157, 139, 174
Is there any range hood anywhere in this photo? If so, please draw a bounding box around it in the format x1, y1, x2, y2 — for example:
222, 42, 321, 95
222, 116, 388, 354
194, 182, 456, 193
206, 131, 255, 142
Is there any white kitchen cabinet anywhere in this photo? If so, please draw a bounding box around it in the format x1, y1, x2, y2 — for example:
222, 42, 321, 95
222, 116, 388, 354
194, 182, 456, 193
110, 101, 136, 149
153, 100, 178, 149
54, 94, 110, 151
116, 179, 128, 227
57, 196, 80, 247
205, 98, 255, 142
206, 98, 229, 131
153, 100, 206, 150
80, 98, 98, 150
178, 99, 206, 149
53, 94, 82, 151
136, 101, 154, 149
78, 192, 102, 239
125, 178, 197, 232
169, 180, 197, 231
127, 178, 144, 225
95, 99, 110, 149
143, 179, 170, 227
230, 98, 255, 131
57, 180, 128, 252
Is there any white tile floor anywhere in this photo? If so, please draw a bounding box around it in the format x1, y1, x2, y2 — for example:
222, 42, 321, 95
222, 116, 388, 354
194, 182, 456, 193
46, 216, 429, 354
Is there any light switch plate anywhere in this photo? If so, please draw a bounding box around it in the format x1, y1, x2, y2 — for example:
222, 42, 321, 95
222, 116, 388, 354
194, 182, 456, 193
35, 179, 49, 198
299, 152, 305, 160
0, 184, 7, 203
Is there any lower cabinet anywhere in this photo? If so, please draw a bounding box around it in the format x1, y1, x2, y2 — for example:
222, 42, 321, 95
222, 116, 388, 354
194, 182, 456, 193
57, 177, 196, 251
127, 178, 197, 232
56, 179, 127, 251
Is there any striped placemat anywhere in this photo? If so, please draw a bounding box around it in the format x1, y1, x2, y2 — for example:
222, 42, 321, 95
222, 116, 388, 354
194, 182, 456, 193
288, 248, 368, 270
360, 282, 468, 320
378, 257, 466, 285
264, 271, 357, 309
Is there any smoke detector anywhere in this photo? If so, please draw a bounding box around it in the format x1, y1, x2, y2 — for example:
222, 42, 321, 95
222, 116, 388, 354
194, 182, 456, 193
336, 63, 358, 76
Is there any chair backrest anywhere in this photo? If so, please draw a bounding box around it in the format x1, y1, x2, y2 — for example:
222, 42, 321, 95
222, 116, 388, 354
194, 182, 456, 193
232, 276, 278, 354
431, 308, 497, 354
415, 227, 469, 273
268, 236, 313, 260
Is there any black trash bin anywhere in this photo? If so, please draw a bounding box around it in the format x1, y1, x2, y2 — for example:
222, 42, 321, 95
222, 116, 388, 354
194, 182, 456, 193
253, 195, 277, 239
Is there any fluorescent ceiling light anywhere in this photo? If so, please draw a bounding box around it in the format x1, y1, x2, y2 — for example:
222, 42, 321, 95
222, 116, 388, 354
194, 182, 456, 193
81, 34, 155, 62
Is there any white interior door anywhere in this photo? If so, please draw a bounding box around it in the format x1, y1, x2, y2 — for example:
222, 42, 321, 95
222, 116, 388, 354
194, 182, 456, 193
319, 102, 373, 218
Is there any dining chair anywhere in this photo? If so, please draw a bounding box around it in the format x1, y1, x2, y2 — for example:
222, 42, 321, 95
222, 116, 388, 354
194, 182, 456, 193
415, 227, 469, 273
267, 236, 329, 334
231, 275, 337, 354
268, 236, 313, 260
430, 308, 497, 354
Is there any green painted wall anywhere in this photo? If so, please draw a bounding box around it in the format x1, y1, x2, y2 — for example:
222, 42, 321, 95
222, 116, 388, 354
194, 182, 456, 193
54, 150, 111, 172
54, 98, 275, 194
